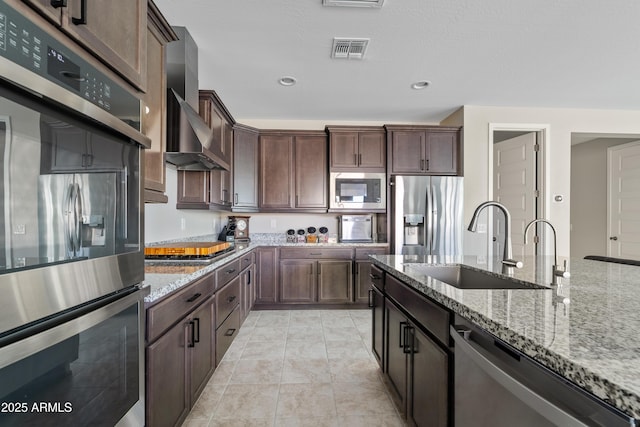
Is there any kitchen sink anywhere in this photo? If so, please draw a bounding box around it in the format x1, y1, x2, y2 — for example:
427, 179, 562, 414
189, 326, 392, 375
405, 264, 547, 290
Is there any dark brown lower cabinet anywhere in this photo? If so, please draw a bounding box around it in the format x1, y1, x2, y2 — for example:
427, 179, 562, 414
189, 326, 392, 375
280, 259, 316, 303
385, 295, 450, 427
146, 294, 215, 427
317, 260, 352, 303
371, 283, 384, 368
255, 247, 278, 303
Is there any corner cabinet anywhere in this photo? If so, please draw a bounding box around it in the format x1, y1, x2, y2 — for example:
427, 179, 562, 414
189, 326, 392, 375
143, 2, 177, 203
327, 126, 386, 172
258, 131, 328, 212
175, 90, 235, 210
232, 125, 260, 211
386, 125, 461, 175
16, 0, 147, 90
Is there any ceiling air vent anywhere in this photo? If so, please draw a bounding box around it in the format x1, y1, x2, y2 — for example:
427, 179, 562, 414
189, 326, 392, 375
323, 0, 384, 7
332, 38, 370, 60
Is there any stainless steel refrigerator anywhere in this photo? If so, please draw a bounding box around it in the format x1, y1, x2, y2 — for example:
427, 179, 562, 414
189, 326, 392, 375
391, 176, 463, 256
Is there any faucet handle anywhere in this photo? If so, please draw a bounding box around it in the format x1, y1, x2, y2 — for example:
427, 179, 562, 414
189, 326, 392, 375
502, 259, 524, 269
554, 260, 570, 278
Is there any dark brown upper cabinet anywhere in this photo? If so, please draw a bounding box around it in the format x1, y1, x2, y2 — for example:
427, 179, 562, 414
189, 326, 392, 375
327, 126, 386, 172
14, 0, 147, 90
232, 125, 259, 212
386, 125, 461, 175
258, 130, 328, 212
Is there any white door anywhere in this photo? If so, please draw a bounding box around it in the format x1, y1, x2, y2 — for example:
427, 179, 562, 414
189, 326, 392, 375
608, 141, 640, 259
493, 133, 538, 260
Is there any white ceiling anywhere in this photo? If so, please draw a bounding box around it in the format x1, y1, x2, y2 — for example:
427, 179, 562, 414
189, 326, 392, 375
153, 0, 640, 124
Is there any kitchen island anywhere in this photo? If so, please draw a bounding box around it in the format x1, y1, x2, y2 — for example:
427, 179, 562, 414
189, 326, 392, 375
370, 254, 640, 421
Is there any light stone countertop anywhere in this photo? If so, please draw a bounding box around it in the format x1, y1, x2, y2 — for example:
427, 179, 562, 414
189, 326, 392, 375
369, 254, 640, 420
143, 234, 388, 306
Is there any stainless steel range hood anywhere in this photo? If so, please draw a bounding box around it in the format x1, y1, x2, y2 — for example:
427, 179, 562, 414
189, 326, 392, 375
164, 27, 229, 171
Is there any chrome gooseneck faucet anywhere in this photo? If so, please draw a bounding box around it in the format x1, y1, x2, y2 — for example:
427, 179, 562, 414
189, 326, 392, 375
468, 201, 523, 273
524, 219, 570, 286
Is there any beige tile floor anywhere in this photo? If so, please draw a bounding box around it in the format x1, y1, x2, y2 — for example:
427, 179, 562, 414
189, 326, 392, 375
182, 309, 406, 427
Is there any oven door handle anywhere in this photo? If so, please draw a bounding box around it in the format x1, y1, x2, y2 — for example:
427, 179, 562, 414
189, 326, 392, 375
450, 326, 586, 427
66, 183, 82, 255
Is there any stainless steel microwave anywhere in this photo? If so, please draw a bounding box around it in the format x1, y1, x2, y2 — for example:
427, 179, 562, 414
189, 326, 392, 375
330, 172, 386, 211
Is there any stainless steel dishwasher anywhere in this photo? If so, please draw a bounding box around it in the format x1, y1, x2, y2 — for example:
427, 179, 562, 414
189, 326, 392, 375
451, 318, 637, 427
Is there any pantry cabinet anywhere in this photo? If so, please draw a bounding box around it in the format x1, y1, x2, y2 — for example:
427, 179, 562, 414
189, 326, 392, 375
327, 126, 386, 172
386, 125, 461, 175
258, 131, 328, 211
143, 2, 177, 203
15, 0, 147, 90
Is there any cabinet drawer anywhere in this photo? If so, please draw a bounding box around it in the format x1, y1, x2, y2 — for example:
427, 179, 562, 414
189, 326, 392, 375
216, 305, 240, 365
216, 276, 240, 327
386, 274, 450, 346
146, 273, 215, 343
239, 251, 255, 271
216, 259, 241, 289
279, 247, 353, 259
355, 246, 388, 260
370, 264, 385, 291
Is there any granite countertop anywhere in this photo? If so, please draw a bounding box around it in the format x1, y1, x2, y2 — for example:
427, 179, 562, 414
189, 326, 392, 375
143, 234, 388, 305
370, 254, 640, 419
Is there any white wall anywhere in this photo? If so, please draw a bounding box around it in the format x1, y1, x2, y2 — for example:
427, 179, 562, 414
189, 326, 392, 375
461, 106, 640, 257
144, 167, 225, 243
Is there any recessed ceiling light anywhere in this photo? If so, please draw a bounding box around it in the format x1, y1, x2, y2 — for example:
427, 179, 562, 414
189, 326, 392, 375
411, 80, 431, 90
279, 76, 297, 86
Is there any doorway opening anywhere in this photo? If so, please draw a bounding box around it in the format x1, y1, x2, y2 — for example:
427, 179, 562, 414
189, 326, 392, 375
570, 134, 640, 260
488, 124, 549, 262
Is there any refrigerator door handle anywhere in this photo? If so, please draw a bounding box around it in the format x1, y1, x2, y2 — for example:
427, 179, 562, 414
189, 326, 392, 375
426, 181, 434, 254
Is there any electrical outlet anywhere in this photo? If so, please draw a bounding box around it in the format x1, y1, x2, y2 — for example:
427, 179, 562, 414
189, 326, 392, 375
13, 224, 26, 235
180, 218, 186, 231
270, 219, 277, 229
477, 223, 487, 233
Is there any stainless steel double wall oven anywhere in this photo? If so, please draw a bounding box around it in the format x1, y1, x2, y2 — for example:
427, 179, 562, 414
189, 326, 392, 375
0, 1, 148, 425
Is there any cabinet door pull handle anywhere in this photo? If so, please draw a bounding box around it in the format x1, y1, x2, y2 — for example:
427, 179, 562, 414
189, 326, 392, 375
72, 0, 87, 25
420, 159, 425, 170
399, 321, 407, 348
50, 0, 67, 7
425, 159, 429, 171
354, 153, 358, 165
358, 153, 362, 165
193, 318, 200, 343
247, 269, 251, 285
234, 193, 238, 205
227, 295, 237, 303
403, 325, 414, 354
224, 328, 236, 337
369, 274, 381, 280
188, 321, 196, 348
368, 289, 374, 308
186, 293, 202, 303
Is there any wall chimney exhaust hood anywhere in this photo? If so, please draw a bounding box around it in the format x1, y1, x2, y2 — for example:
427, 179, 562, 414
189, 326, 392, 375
164, 27, 230, 171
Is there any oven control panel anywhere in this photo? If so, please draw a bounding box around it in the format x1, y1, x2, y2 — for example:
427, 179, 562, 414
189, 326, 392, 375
0, 1, 140, 130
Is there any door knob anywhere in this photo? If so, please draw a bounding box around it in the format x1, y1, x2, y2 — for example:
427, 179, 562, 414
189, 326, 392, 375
610, 236, 618, 241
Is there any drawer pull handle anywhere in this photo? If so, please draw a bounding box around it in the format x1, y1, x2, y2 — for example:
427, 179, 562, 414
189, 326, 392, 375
72, 0, 87, 25
50, 0, 67, 7
226, 268, 236, 274
368, 289, 374, 308
224, 328, 236, 337
369, 274, 381, 280
227, 295, 237, 303
310, 253, 322, 256
186, 293, 202, 303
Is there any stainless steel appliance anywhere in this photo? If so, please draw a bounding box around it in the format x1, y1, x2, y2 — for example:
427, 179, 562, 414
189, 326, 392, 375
391, 175, 463, 256
330, 172, 386, 211
339, 214, 374, 242
452, 317, 636, 427
0, 1, 147, 425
